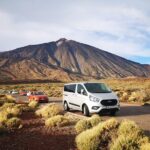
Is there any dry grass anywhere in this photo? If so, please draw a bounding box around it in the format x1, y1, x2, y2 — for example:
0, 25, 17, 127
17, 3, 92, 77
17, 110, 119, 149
76, 118, 150, 150
6, 117, 22, 129
110, 119, 149, 150
28, 100, 39, 110
140, 143, 150, 150
36, 103, 63, 118
0, 102, 23, 133
76, 118, 119, 150
0, 78, 150, 103
45, 115, 70, 128
75, 114, 101, 133
118, 119, 142, 136
102, 78, 150, 103
0, 94, 16, 105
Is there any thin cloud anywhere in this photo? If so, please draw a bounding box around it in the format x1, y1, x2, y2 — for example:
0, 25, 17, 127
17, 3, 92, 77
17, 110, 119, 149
0, 0, 150, 64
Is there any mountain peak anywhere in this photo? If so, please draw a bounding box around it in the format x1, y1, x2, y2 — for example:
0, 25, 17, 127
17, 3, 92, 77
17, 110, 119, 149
56, 38, 69, 46
0, 39, 150, 82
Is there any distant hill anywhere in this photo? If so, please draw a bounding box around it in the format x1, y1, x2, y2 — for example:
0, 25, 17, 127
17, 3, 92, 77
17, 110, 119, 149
0, 38, 150, 82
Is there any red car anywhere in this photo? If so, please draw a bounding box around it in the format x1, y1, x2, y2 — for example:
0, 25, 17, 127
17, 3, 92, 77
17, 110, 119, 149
20, 90, 27, 96
28, 92, 48, 103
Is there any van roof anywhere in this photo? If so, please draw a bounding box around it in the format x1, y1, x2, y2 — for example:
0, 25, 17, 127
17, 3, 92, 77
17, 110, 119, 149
64, 82, 104, 85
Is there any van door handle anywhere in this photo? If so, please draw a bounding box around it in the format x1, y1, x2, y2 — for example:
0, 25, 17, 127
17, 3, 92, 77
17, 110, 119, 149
64, 94, 68, 96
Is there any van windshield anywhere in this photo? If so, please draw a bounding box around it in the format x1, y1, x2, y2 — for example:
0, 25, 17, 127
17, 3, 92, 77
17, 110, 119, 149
84, 83, 112, 93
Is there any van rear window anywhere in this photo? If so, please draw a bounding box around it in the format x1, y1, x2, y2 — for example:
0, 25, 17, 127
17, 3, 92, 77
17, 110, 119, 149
64, 84, 76, 93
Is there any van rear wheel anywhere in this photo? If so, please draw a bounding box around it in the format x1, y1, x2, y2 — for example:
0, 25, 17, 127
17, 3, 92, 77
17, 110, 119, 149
64, 102, 70, 111
83, 105, 90, 116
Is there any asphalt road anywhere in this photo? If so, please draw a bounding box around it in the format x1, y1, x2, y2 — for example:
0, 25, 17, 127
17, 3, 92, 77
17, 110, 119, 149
15, 95, 150, 136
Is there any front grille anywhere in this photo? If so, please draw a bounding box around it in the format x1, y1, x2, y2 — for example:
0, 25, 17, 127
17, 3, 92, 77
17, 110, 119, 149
101, 99, 117, 106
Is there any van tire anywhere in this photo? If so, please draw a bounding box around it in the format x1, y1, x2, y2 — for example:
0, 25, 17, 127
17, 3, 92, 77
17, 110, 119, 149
64, 102, 70, 111
83, 105, 90, 116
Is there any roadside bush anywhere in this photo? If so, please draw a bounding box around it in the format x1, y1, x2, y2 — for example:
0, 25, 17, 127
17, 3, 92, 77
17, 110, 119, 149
127, 89, 150, 103
110, 133, 149, 150
140, 143, 150, 150
0, 111, 11, 124
6, 107, 22, 116
110, 120, 149, 150
120, 92, 130, 102
28, 101, 39, 110
75, 114, 101, 133
6, 117, 22, 129
90, 114, 102, 127
0, 103, 22, 120
5, 95, 16, 102
75, 119, 92, 134
16, 104, 32, 112
76, 118, 119, 150
36, 103, 63, 118
118, 120, 142, 136
45, 115, 69, 127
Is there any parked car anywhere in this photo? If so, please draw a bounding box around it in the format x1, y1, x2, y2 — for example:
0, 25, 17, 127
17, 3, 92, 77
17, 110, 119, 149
19, 90, 27, 96
28, 92, 49, 103
63, 82, 120, 116
11, 90, 18, 95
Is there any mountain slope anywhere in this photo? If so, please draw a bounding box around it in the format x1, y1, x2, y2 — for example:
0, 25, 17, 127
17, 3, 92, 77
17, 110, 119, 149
0, 38, 149, 82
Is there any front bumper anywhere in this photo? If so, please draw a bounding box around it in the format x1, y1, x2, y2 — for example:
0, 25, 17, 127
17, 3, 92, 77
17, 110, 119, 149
89, 104, 120, 113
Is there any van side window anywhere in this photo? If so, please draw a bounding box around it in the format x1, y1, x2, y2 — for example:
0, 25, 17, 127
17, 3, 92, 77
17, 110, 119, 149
77, 84, 87, 96
64, 84, 76, 93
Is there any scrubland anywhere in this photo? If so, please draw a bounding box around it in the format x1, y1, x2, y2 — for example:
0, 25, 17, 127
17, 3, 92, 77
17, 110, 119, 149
0, 77, 150, 104
0, 78, 150, 149
0, 94, 150, 149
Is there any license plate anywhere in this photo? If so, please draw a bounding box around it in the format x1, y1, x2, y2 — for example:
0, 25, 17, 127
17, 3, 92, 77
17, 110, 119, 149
106, 106, 115, 109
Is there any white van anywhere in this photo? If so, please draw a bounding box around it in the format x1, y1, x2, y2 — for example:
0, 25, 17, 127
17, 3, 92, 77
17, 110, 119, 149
63, 82, 120, 116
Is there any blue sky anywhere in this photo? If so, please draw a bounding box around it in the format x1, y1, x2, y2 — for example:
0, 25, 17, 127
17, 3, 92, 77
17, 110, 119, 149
0, 0, 150, 64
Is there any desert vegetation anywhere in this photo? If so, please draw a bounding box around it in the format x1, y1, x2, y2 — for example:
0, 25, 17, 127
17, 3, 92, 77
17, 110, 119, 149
103, 78, 150, 104
75, 114, 101, 133
0, 78, 150, 104
0, 94, 39, 134
75, 118, 150, 150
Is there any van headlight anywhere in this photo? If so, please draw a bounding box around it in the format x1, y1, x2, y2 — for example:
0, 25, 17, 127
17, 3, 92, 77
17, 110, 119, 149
89, 95, 100, 103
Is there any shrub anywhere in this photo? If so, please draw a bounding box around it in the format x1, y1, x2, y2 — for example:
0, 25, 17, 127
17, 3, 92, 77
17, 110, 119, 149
110, 120, 149, 150
0, 103, 15, 110
16, 104, 32, 112
90, 114, 102, 127
45, 115, 69, 127
75, 119, 92, 134
76, 118, 119, 150
75, 114, 101, 133
28, 101, 39, 109
36, 103, 63, 118
110, 134, 149, 150
120, 92, 130, 102
5, 95, 16, 102
6, 117, 22, 129
118, 120, 142, 136
140, 143, 150, 150
0, 111, 10, 124
7, 106, 22, 116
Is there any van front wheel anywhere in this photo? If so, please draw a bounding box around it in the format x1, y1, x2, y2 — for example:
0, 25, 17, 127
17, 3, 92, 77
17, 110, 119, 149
83, 105, 90, 116
64, 102, 70, 111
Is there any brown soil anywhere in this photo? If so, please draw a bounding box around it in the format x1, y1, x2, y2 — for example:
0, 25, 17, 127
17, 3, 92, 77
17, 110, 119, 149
0, 112, 77, 150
